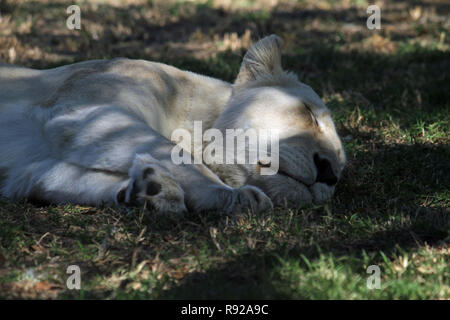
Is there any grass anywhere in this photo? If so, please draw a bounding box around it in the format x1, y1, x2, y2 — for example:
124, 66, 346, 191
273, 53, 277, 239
0, 0, 449, 299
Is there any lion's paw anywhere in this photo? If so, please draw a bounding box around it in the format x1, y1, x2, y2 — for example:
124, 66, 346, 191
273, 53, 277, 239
228, 185, 273, 214
116, 154, 187, 215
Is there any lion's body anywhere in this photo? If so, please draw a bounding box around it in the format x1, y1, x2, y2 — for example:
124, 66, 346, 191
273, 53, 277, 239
0, 35, 345, 214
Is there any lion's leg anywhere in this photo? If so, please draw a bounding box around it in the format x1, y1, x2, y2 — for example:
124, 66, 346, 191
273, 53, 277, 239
1, 158, 128, 206
2, 145, 271, 215
130, 144, 273, 214
108, 147, 272, 214
2, 156, 187, 215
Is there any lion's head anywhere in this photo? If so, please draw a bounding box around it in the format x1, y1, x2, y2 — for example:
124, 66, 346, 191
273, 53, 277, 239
207, 35, 346, 206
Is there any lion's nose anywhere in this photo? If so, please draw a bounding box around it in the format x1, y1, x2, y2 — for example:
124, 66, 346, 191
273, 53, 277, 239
314, 154, 338, 186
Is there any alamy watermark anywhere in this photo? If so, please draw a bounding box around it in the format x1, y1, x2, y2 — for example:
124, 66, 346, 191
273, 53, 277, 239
66, 5, 81, 30
366, 5, 381, 30
171, 121, 279, 175
65, 4, 382, 34
366, 265, 381, 289
66, 265, 81, 290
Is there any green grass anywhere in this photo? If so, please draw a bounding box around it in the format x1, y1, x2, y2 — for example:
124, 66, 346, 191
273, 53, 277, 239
0, 0, 449, 299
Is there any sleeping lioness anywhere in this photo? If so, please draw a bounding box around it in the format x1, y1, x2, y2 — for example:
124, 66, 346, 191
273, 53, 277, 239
0, 35, 345, 214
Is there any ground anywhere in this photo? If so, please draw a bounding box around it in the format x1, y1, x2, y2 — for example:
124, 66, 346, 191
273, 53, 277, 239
0, 0, 448, 299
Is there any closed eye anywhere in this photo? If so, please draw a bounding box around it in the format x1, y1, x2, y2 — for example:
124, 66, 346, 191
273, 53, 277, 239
304, 103, 319, 127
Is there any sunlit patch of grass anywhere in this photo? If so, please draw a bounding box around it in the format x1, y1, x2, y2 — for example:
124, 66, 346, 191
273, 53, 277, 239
273, 245, 449, 299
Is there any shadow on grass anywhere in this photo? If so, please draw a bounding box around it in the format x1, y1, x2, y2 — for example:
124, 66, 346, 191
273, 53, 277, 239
139, 139, 447, 299
157, 223, 447, 299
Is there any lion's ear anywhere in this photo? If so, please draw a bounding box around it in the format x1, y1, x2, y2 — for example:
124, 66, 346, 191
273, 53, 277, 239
235, 34, 283, 85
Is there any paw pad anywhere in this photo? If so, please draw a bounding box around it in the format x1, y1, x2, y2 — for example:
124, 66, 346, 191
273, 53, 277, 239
146, 181, 161, 196
142, 167, 155, 179
116, 188, 126, 204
